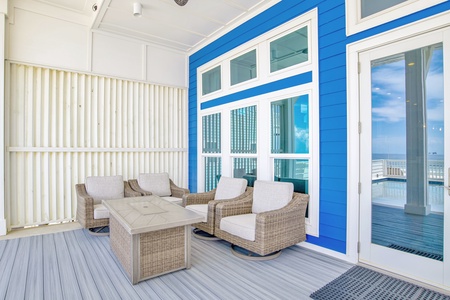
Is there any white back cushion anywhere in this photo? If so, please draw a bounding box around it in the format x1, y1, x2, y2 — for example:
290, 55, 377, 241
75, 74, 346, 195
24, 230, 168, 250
214, 176, 247, 200
85, 175, 124, 204
252, 180, 293, 214
138, 173, 171, 197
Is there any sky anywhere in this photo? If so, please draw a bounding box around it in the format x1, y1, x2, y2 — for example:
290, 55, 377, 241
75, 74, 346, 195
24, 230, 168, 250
371, 45, 444, 157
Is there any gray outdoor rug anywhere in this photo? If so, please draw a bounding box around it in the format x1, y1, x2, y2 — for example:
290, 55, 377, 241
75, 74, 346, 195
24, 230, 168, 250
310, 266, 450, 300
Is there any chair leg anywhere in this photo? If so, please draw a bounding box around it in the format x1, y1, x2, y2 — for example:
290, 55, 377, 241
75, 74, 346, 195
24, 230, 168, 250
87, 226, 110, 236
192, 228, 220, 241
230, 244, 281, 261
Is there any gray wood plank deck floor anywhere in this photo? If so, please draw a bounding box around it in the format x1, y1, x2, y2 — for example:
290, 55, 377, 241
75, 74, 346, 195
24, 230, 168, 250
0, 229, 353, 300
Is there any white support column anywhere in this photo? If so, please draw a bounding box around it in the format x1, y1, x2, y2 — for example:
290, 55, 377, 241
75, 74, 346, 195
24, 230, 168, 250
0, 4, 7, 235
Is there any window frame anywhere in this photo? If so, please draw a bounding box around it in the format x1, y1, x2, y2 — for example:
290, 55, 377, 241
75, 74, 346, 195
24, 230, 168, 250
268, 24, 311, 74
197, 9, 319, 236
200, 64, 223, 96
346, 0, 446, 36
229, 48, 259, 87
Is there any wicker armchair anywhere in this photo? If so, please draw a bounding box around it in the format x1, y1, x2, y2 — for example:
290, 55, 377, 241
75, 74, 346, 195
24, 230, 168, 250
182, 177, 250, 239
129, 173, 189, 205
214, 180, 309, 260
76, 175, 140, 235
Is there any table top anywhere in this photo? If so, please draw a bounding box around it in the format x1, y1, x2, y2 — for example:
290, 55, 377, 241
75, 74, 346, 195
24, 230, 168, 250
102, 196, 204, 235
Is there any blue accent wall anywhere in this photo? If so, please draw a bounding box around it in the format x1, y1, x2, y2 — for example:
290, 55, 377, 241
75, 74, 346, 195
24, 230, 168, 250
188, 0, 450, 254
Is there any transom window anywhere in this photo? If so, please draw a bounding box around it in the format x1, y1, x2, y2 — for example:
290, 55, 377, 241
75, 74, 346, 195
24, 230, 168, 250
270, 26, 309, 73
230, 49, 257, 86
346, 0, 446, 35
202, 66, 221, 95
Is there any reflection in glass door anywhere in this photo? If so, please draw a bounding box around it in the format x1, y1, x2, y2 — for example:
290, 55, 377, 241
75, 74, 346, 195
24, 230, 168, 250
370, 43, 444, 261
359, 30, 449, 288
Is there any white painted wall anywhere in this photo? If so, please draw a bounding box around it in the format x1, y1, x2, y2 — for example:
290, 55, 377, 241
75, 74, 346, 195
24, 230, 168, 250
1, 1, 188, 234
7, 5, 187, 87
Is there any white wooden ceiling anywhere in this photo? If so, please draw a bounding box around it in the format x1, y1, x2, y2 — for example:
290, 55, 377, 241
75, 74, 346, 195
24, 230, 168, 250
32, 0, 279, 53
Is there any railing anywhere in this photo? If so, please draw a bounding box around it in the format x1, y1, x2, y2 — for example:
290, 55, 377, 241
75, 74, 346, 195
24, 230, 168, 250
372, 159, 444, 181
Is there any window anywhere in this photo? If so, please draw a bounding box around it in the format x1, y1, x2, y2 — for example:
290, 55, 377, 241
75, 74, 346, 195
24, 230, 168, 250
230, 105, 258, 186
361, 0, 407, 18
202, 66, 221, 95
231, 105, 257, 154
271, 95, 309, 154
233, 158, 257, 187
274, 159, 309, 187
204, 157, 221, 191
346, 0, 446, 35
197, 10, 319, 235
230, 49, 257, 86
274, 159, 309, 216
202, 113, 221, 190
202, 113, 221, 153
270, 26, 308, 73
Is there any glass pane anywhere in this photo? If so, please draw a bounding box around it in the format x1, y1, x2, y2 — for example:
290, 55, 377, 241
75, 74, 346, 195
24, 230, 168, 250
271, 95, 309, 154
274, 159, 309, 217
202, 65, 221, 95
270, 26, 308, 72
371, 43, 444, 261
361, 0, 407, 18
230, 49, 257, 85
233, 158, 257, 187
274, 159, 309, 190
231, 105, 257, 154
202, 113, 221, 153
205, 157, 221, 191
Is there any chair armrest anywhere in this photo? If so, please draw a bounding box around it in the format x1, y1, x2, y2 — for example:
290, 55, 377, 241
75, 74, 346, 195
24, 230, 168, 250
75, 183, 95, 227
214, 192, 253, 228
207, 187, 253, 224
182, 189, 216, 207
128, 179, 152, 196
255, 192, 309, 239
169, 179, 190, 198
75, 183, 94, 207
124, 181, 143, 197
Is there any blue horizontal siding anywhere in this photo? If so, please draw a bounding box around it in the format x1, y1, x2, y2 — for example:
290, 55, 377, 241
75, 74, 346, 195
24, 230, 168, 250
189, 0, 450, 255
200, 72, 312, 110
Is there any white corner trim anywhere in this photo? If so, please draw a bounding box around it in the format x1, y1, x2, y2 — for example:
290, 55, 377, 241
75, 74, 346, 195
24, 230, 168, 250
0, 219, 6, 236
299, 242, 358, 264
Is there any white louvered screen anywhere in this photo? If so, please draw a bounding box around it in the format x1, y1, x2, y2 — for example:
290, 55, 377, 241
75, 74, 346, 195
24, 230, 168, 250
5, 63, 188, 229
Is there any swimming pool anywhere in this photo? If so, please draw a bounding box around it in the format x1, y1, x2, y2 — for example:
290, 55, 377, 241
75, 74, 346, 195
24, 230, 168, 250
372, 179, 444, 213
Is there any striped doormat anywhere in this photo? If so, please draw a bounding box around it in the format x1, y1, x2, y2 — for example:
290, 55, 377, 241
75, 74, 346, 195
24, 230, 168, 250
310, 266, 450, 300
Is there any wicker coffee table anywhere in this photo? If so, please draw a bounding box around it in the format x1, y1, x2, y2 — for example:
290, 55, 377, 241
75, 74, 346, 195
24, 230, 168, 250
102, 196, 204, 284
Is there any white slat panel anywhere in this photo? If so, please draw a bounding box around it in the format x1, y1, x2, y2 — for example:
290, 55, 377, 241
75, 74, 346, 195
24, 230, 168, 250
5, 63, 188, 229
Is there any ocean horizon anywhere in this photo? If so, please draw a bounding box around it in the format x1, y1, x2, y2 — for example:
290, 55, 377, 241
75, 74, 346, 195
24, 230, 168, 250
373, 153, 444, 160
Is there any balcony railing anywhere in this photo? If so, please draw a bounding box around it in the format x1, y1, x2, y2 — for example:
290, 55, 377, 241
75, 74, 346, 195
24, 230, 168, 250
372, 159, 444, 181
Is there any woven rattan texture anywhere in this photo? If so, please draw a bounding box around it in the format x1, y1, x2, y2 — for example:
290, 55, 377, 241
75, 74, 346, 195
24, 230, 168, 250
110, 215, 132, 280
215, 192, 309, 256
139, 226, 185, 278
183, 187, 253, 235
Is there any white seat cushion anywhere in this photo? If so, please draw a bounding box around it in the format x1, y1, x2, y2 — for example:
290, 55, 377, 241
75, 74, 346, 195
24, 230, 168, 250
185, 204, 208, 222
214, 176, 247, 200
85, 175, 124, 205
138, 173, 171, 197
252, 180, 294, 214
162, 196, 182, 206
93, 204, 109, 219
220, 214, 257, 241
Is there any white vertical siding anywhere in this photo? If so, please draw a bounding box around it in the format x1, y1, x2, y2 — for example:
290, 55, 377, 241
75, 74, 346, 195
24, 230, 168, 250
6, 63, 188, 229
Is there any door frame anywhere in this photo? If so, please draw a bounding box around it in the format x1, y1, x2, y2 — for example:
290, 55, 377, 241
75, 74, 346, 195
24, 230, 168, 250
347, 12, 450, 288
